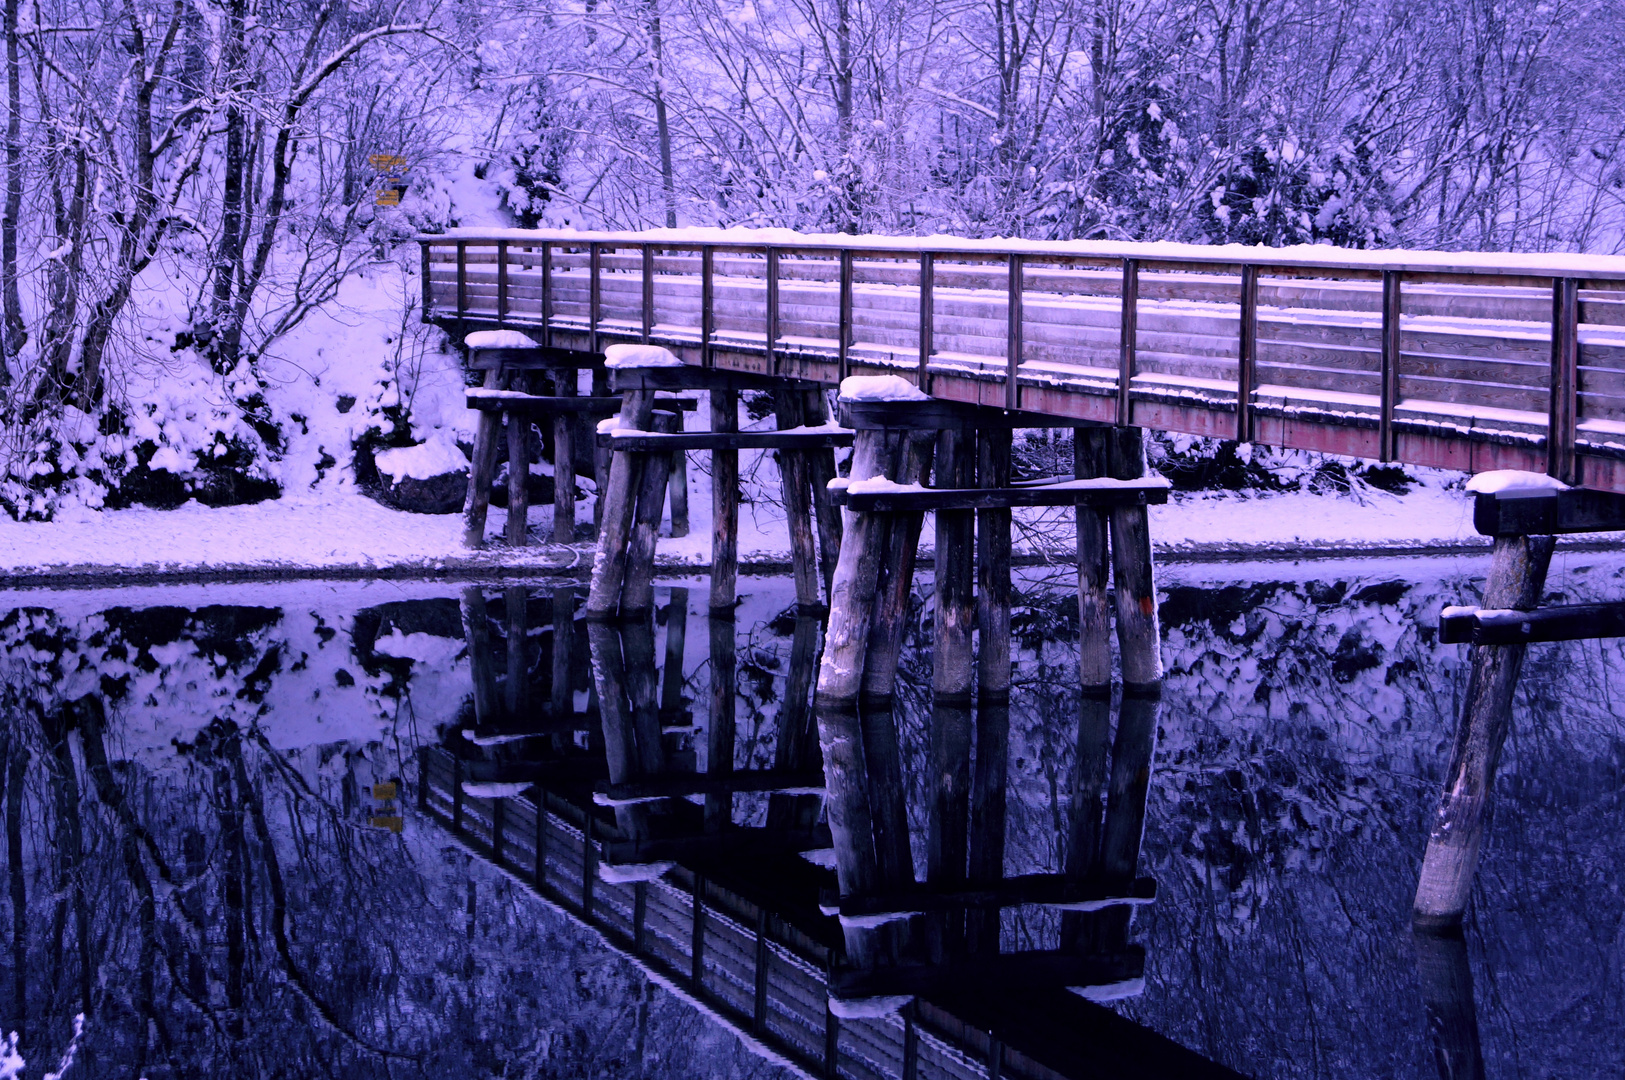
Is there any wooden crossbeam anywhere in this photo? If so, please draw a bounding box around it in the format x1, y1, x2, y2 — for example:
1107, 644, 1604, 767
596, 429, 854, 452
1473, 488, 1625, 536
465, 391, 623, 413
593, 768, 827, 806
839, 399, 1108, 431
453, 757, 607, 785
826, 874, 1157, 918
610, 366, 822, 392
1439, 601, 1625, 645
601, 825, 832, 865
469, 345, 605, 371
831, 478, 1169, 512
830, 947, 1145, 1000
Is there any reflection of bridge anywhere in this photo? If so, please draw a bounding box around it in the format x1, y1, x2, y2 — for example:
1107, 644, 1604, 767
420, 586, 1242, 1080
423, 229, 1625, 489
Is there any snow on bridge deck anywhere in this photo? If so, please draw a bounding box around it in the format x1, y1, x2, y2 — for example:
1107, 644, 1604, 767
419, 228, 1625, 493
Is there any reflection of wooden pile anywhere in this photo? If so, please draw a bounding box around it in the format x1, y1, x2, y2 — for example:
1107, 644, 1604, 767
812, 392, 1172, 1018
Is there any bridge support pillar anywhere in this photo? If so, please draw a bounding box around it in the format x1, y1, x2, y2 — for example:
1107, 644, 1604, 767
1413, 532, 1554, 929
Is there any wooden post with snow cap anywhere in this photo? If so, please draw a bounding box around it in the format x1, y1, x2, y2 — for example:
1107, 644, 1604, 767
803, 387, 844, 597
814, 376, 927, 916
1415, 470, 1559, 928
775, 389, 822, 609
929, 424, 976, 957
619, 411, 679, 617
859, 429, 931, 892
586, 345, 680, 619
710, 388, 740, 612
1107, 427, 1161, 689
505, 391, 532, 546
552, 367, 577, 544
967, 426, 1012, 955
463, 366, 504, 548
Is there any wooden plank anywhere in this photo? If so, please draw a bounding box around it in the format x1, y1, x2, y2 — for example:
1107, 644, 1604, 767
831, 948, 1144, 999
465, 392, 625, 413
1472, 486, 1625, 535
611, 366, 821, 392
1439, 600, 1625, 645
838, 399, 1107, 431
595, 769, 826, 805
598, 430, 854, 452
833, 479, 1168, 511
837, 874, 1156, 918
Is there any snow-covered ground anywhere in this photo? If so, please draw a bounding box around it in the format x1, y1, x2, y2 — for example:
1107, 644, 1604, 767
1, 463, 1617, 584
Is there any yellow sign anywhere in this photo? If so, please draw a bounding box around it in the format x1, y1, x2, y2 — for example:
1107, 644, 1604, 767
369, 815, 404, 833
371, 154, 408, 207
372, 781, 398, 801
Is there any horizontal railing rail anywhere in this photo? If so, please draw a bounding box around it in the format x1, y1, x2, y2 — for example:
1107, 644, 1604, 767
419, 229, 1625, 491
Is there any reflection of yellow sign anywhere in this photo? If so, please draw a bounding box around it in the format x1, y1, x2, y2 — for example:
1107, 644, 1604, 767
369, 815, 404, 833
372, 781, 398, 800
370, 154, 408, 207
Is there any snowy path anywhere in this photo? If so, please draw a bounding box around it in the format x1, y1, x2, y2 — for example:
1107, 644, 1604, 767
2, 478, 1615, 588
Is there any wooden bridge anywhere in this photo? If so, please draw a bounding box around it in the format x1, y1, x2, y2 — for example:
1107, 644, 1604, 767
422, 228, 1625, 491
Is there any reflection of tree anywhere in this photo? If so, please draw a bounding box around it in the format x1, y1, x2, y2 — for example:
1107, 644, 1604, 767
0, 594, 792, 1076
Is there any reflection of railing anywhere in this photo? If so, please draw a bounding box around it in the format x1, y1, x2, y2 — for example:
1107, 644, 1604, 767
420, 746, 1232, 1080
422, 230, 1625, 490
420, 746, 982, 1080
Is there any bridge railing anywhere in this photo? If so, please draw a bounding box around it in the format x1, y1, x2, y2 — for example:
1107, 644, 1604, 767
419, 230, 1625, 490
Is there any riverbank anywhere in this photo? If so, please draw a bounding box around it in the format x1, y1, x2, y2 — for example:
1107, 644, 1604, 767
2, 476, 1619, 590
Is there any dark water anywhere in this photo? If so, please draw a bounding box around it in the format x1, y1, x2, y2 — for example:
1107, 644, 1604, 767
0, 552, 1622, 1078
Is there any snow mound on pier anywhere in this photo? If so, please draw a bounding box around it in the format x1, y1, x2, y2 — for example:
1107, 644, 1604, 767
838, 374, 929, 402
604, 343, 684, 368
464, 329, 540, 349
1465, 469, 1569, 497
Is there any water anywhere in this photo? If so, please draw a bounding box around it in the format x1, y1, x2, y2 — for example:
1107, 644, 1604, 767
1, 552, 1621, 1078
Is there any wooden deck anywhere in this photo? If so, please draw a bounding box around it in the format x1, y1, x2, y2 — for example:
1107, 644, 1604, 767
420, 229, 1625, 492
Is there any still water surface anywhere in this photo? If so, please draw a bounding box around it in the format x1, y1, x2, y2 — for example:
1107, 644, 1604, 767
1, 552, 1621, 1077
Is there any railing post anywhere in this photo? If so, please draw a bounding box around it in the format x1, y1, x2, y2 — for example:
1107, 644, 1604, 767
497, 240, 509, 324
642, 244, 655, 344
766, 247, 780, 376
419, 242, 432, 321
491, 795, 505, 859
634, 881, 649, 953
589, 242, 602, 354
702, 245, 715, 368
1006, 253, 1024, 411
918, 251, 934, 391
1237, 264, 1258, 442
1116, 258, 1139, 425
1549, 276, 1580, 485
582, 812, 595, 921
451, 757, 464, 832
534, 788, 548, 887
540, 242, 553, 348
839, 249, 854, 381
1381, 270, 1402, 462
691, 873, 706, 989
456, 241, 468, 319
752, 908, 769, 1034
